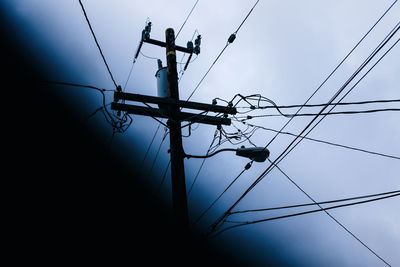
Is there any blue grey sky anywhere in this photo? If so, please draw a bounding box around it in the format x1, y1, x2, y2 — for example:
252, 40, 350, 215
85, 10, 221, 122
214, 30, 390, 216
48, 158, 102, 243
4, 0, 400, 266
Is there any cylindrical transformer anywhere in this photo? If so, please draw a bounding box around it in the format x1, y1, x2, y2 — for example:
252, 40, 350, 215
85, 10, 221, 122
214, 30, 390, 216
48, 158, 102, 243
155, 67, 168, 98
155, 66, 168, 111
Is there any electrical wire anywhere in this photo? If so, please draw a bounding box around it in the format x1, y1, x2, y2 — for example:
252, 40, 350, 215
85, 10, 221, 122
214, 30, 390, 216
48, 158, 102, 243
156, 159, 171, 195
231, 189, 400, 214
262, 0, 398, 149
238, 108, 400, 119
233, 96, 400, 119
251, 98, 400, 110
276, 35, 400, 171
123, 61, 136, 91
124, 19, 154, 91
140, 123, 163, 167
211, 192, 400, 241
187, 129, 220, 196
234, 0, 261, 35
209, 32, 400, 267
193, 161, 252, 225
209, 18, 400, 236
147, 129, 169, 177
253, 161, 392, 266
241, 123, 400, 160
176, 0, 200, 39
42, 81, 132, 133
186, 43, 230, 101
78, 0, 118, 89
186, 0, 262, 101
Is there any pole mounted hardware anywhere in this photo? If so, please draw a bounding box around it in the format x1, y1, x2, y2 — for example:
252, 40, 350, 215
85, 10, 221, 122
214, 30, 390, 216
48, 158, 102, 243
113, 24, 234, 128
184, 35, 201, 71
134, 20, 201, 71
111, 102, 232, 126
112, 27, 214, 228
113, 91, 236, 115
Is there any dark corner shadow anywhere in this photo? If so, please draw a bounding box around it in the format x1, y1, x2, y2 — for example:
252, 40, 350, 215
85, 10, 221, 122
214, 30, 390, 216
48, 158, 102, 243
0, 6, 265, 267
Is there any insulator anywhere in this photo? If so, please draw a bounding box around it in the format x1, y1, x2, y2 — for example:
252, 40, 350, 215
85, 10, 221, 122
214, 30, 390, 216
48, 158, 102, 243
228, 33, 236, 43
187, 41, 194, 51
195, 35, 201, 46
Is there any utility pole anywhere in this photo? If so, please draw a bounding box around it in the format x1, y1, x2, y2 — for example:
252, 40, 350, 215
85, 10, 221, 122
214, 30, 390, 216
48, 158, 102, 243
165, 28, 188, 227
111, 23, 236, 228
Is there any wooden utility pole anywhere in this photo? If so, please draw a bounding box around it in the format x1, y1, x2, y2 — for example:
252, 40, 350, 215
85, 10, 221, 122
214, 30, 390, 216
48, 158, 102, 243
165, 28, 188, 227
111, 25, 236, 228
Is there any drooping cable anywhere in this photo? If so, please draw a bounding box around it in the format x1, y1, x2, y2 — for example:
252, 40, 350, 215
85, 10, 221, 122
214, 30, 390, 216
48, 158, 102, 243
210, 19, 400, 234
266, 161, 392, 266
241, 123, 400, 160
211, 192, 400, 242
41, 81, 132, 133
78, 0, 118, 89
276, 35, 400, 170
231, 189, 400, 214
239, 108, 400, 119
262, 0, 398, 149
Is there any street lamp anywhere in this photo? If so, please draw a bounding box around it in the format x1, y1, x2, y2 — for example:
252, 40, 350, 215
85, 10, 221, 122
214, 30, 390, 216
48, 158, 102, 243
185, 146, 270, 162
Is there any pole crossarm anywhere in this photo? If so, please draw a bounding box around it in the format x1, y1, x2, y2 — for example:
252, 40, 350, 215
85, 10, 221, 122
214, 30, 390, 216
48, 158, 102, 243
144, 38, 193, 54
111, 102, 231, 126
114, 91, 237, 115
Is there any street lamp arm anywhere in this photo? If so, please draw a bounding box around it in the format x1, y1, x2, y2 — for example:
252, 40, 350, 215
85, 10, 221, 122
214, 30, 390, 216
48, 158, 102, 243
185, 148, 237, 159
185, 146, 270, 162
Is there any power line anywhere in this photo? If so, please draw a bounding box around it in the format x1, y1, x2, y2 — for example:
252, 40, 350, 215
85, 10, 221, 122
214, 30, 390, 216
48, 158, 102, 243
42, 81, 133, 133
259, 161, 392, 266
211, 192, 400, 240
176, 0, 200, 39
78, 0, 118, 89
231, 189, 400, 214
241, 123, 400, 160
239, 108, 400, 118
262, 0, 398, 149
186, 0, 262, 101
157, 159, 171, 194
193, 161, 252, 225
248, 98, 400, 110
147, 129, 169, 177
251, 21, 400, 203
211, 27, 400, 242
253, 24, 400, 208
42, 80, 112, 93
186, 43, 229, 101
276, 35, 400, 170
140, 123, 163, 167
234, 0, 261, 35
234, 95, 400, 117
187, 129, 219, 196
210, 18, 400, 234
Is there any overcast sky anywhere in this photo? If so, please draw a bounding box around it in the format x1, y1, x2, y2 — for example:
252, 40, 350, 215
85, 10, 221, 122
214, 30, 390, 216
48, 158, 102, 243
4, 0, 400, 266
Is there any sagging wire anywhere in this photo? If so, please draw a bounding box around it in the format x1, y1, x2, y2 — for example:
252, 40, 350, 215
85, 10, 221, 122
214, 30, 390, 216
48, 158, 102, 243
42, 81, 133, 134
187, 128, 220, 196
